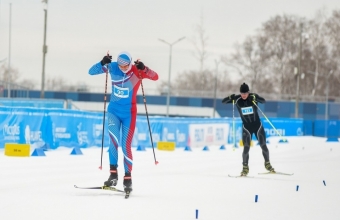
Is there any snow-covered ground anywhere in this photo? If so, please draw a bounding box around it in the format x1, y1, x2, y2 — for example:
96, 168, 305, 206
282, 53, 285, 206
0, 136, 339, 220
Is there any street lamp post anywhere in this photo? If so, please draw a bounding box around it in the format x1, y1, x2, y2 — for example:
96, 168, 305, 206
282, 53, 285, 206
305, 69, 333, 120
295, 23, 303, 118
325, 70, 333, 120
40, 0, 48, 98
213, 59, 220, 118
158, 37, 185, 117
7, 3, 11, 98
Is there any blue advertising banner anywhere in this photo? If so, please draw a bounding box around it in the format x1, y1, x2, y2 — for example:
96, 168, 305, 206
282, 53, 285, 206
262, 118, 304, 137
0, 107, 108, 150
314, 120, 340, 137
134, 117, 189, 148
226, 118, 304, 143
1, 107, 332, 150
134, 117, 232, 148
0, 107, 50, 149
47, 109, 108, 149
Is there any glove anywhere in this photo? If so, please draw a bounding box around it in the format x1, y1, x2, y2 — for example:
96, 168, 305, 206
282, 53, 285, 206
250, 93, 256, 102
100, 55, 112, 66
134, 60, 145, 70
222, 94, 235, 104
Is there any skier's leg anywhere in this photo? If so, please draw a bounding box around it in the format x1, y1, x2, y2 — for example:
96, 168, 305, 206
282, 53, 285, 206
256, 124, 274, 171
256, 124, 270, 162
241, 126, 251, 175
242, 126, 252, 165
104, 112, 121, 186
120, 110, 137, 192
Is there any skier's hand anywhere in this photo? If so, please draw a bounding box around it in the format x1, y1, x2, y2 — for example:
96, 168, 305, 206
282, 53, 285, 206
100, 55, 112, 66
134, 60, 145, 70
250, 93, 257, 102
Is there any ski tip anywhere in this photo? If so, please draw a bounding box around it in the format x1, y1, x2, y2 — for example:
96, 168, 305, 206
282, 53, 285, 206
155, 161, 159, 165
74, 185, 78, 188
228, 174, 241, 178
98, 166, 102, 170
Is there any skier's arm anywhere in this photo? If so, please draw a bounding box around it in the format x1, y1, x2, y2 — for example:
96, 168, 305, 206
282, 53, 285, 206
88, 62, 108, 75
250, 93, 266, 104
134, 60, 159, 81
222, 94, 240, 104
139, 67, 158, 81
89, 55, 112, 75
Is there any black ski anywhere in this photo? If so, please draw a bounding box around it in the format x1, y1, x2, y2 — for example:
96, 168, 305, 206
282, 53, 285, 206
74, 185, 125, 193
228, 174, 254, 178
258, 171, 294, 176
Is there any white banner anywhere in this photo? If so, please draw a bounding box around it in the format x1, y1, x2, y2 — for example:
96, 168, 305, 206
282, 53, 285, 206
188, 123, 229, 148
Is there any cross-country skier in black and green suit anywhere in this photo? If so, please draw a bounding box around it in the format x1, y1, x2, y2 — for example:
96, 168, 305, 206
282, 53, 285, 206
222, 82, 275, 176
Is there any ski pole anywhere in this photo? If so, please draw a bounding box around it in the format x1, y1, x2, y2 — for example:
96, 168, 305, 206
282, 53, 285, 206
232, 99, 237, 150
252, 101, 286, 141
99, 52, 109, 170
138, 68, 159, 165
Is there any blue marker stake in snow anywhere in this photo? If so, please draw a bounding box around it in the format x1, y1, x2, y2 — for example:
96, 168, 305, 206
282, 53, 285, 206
255, 195, 258, 203
296, 185, 299, 191
195, 209, 198, 219
323, 180, 326, 186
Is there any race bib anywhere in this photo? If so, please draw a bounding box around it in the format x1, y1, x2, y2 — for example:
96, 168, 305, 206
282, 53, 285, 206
113, 85, 129, 98
241, 106, 254, 115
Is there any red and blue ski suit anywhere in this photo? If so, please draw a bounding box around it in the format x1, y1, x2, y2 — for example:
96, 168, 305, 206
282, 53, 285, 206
89, 61, 158, 174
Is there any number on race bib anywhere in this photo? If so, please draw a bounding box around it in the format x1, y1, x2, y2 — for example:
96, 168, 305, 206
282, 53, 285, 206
241, 107, 253, 115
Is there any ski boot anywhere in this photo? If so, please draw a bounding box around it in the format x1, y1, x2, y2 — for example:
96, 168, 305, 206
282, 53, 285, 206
123, 172, 133, 193
240, 164, 249, 176
104, 165, 118, 187
265, 161, 275, 173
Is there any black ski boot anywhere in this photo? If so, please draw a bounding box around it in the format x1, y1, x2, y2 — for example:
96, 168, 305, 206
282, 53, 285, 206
123, 172, 133, 193
265, 161, 275, 173
240, 163, 249, 176
104, 165, 118, 187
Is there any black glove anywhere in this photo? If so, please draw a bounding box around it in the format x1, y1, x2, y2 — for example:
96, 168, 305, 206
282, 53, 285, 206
250, 93, 256, 102
222, 94, 235, 104
134, 60, 145, 70
100, 55, 112, 66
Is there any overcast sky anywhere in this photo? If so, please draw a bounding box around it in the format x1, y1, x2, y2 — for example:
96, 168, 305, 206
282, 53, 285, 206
0, 0, 339, 92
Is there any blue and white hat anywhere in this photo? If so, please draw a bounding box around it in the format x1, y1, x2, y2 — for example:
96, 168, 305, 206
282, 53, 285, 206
117, 52, 132, 66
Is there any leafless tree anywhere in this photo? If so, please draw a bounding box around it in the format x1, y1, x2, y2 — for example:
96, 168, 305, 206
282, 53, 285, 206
18, 79, 37, 90
45, 76, 78, 91
258, 14, 300, 96
221, 35, 271, 93
192, 12, 209, 75
324, 9, 340, 96
0, 63, 20, 84
0, 63, 89, 92
222, 11, 340, 100
159, 13, 212, 95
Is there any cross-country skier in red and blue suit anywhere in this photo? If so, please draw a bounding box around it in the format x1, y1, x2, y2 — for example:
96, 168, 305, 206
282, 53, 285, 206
89, 51, 159, 193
